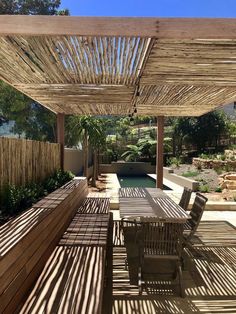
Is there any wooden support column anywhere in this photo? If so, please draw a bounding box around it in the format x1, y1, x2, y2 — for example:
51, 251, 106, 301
156, 116, 164, 189
57, 113, 65, 170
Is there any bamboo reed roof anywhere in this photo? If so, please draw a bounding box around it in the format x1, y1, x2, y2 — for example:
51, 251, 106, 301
0, 16, 236, 116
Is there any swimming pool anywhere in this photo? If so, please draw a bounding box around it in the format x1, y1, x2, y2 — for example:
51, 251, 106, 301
118, 175, 171, 190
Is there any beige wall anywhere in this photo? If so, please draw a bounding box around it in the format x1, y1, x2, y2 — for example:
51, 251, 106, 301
64, 148, 93, 178
64, 148, 83, 175
100, 161, 156, 175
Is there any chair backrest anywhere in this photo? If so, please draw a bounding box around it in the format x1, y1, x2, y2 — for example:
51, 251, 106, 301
138, 219, 184, 258
188, 192, 208, 239
121, 217, 140, 244
179, 187, 192, 211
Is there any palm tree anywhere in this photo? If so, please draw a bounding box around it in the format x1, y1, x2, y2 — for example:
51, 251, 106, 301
75, 116, 106, 186
88, 119, 106, 187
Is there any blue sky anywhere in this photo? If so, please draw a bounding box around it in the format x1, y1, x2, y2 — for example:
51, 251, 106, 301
60, 0, 236, 17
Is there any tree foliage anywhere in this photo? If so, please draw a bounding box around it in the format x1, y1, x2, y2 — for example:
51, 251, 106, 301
0, 0, 68, 15
0, 81, 57, 140
171, 111, 229, 155
0, 0, 70, 141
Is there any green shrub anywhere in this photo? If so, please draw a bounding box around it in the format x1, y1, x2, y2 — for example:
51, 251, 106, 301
0, 184, 22, 215
199, 153, 209, 159
0, 170, 74, 217
198, 184, 210, 193
220, 155, 226, 161
182, 171, 199, 178
223, 164, 234, 172
167, 157, 181, 168
214, 167, 223, 175
43, 170, 74, 192
199, 153, 215, 160
215, 186, 222, 193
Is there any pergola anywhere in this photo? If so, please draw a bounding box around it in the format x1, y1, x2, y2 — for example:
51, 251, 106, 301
0, 16, 236, 187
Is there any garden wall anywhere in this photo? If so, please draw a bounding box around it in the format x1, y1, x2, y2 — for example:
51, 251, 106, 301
64, 148, 93, 177
0, 137, 60, 188
100, 161, 156, 175
64, 148, 83, 175
193, 157, 236, 170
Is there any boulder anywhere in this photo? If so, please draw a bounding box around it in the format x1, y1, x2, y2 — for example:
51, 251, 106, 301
227, 185, 236, 190
225, 174, 236, 180
226, 180, 236, 186
220, 180, 231, 189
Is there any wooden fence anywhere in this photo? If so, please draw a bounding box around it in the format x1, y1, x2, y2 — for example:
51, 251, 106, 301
0, 137, 61, 187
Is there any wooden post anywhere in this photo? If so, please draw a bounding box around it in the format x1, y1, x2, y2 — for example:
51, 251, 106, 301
156, 116, 164, 189
57, 113, 65, 170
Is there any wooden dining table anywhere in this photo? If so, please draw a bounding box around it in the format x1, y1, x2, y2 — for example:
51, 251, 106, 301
119, 187, 190, 223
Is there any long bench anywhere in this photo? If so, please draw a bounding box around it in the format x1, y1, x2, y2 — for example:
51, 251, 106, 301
0, 178, 88, 314
19, 196, 112, 314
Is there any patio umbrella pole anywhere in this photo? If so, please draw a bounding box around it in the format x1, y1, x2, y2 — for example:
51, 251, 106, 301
156, 116, 164, 189
57, 113, 65, 171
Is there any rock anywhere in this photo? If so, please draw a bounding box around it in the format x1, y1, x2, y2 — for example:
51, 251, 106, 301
220, 180, 232, 189
220, 183, 226, 189
227, 185, 236, 190
225, 174, 236, 180
226, 180, 236, 186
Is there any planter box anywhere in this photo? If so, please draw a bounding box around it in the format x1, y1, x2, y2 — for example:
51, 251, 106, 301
0, 178, 88, 314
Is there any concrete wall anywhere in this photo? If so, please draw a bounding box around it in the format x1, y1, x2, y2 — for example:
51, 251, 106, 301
64, 148, 93, 178
64, 148, 83, 175
100, 162, 156, 175
164, 168, 199, 191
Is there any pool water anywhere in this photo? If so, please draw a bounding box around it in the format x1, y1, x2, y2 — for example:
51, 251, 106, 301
118, 175, 171, 190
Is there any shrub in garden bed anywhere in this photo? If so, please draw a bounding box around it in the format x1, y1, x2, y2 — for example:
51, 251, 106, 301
0, 170, 74, 220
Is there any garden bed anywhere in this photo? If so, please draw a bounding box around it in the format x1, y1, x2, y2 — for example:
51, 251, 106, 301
171, 164, 236, 202
0, 169, 75, 226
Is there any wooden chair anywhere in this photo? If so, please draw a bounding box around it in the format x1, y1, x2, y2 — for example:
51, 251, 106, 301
136, 217, 185, 297
179, 187, 192, 211
121, 217, 141, 270
183, 192, 208, 248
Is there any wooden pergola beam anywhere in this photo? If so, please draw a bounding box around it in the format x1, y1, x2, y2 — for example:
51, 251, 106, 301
57, 113, 65, 170
0, 16, 236, 39
156, 116, 164, 189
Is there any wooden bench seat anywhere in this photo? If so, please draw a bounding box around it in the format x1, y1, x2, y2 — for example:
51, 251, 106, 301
0, 178, 88, 314
19, 196, 112, 314
77, 197, 110, 214
60, 213, 110, 246
19, 246, 106, 314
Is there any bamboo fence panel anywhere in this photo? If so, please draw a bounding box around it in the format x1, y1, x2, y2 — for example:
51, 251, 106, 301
0, 137, 61, 188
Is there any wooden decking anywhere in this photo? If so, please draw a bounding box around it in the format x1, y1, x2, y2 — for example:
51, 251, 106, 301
1, 183, 236, 314
111, 219, 236, 314
19, 196, 111, 314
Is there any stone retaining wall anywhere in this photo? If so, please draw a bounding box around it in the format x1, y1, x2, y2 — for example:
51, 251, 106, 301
219, 173, 236, 191
193, 158, 236, 170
